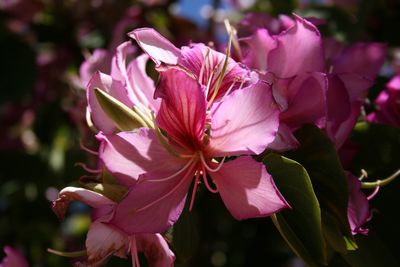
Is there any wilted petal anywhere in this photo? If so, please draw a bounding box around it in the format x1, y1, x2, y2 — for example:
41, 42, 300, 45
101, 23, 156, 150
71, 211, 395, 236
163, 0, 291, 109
268, 15, 324, 78
110, 162, 195, 234
87, 71, 133, 134
0, 246, 28, 267
52, 187, 114, 220
85, 220, 129, 266
209, 81, 279, 157
156, 69, 206, 151
211, 156, 289, 220
347, 172, 370, 235
97, 128, 186, 187
129, 28, 181, 66
137, 234, 175, 267
332, 43, 387, 78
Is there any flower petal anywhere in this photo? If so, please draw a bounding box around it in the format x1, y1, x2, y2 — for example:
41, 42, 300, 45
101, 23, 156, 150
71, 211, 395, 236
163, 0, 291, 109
278, 72, 327, 128
267, 123, 299, 152
156, 69, 206, 151
211, 156, 289, 220
242, 29, 277, 71
87, 71, 133, 134
332, 43, 386, 78
129, 28, 181, 66
268, 15, 324, 78
346, 172, 370, 235
0, 246, 28, 267
126, 53, 160, 112
137, 234, 175, 267
52, 187, 114, 220
179, 43, 250, 101
97, 128, 186, 187
85, 220, 130, 266
209, 81, 279, 157
109, 162, 196, 234
80, 48, 111, 87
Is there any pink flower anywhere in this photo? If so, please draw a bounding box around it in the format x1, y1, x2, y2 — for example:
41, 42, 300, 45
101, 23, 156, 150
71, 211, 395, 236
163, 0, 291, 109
52, 187, 175, 267
99, 68, 289, 234
239, 15, 327, 151
367, 74, 400, 127
85, 42, 159, 134
0, 246, 28, 267
325, 40, 387, 148
129, 28, 252, 104
346, 173, 371, 235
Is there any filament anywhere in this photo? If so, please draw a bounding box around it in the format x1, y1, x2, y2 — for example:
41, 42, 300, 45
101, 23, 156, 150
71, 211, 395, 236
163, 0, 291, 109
143, 158, 195, 183
130, 237, 140, 267
201, 166, 218, 193
199, 153, 226, 173
367, 186, 380, 201
79, 140, 99, 155
75, 163, 102, 174
189, 171, 201, 211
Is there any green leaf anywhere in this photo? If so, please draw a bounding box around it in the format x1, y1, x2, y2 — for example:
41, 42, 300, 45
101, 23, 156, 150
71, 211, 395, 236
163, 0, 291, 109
287, 125, 352, 240
172, 206, 200, 262
94, 88, 148, 131
264, 153, 326, 266
322, 210, 348, 255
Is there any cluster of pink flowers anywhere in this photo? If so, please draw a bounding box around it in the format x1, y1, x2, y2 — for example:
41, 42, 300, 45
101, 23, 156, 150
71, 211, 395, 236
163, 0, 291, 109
52, 13, 388, 266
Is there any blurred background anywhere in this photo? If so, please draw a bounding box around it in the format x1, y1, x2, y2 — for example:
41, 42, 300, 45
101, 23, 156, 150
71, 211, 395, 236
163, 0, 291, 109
1, 0, 400, 266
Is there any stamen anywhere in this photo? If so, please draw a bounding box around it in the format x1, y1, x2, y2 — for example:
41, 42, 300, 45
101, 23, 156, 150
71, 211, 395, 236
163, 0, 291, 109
189, 171, 201, 211
130, 236, 140, 267
75, 163, 102, 174
367, 186, 380, 201
220, 78, 239, 101
201, 166, 218, 193
79, 139, 99, 155
204, 65, 218, 99
224, 19, 243, 61
361, 169, 400, 189
134, 164, 196, 213
207, 26, 233, 108
144, 158, 195, 183
199, 48, 211, 84
199, 153, 226, 173
358, 169, 368, 181
47, 248, 86, 258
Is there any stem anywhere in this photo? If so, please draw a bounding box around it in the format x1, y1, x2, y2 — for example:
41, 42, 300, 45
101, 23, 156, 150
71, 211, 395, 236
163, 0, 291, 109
361, 169, 400, 189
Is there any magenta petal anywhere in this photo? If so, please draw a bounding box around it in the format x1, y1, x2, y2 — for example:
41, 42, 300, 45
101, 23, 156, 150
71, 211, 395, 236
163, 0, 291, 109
267, 123, 300, 152
52, 187, 114, 219
137, 234, 175, 267
209, 81, 279, 157
156, 69, 206, 151
85, 220, 130, 265
332, 43, 387, 79
129, 28, 181, 66
80, 48, 111, 87
97, 128, 186, 187
87, 71, 133, 134
268, 15, 324, 78
110, 163, 195, 234
279, 72, 327, 128
0, 246, 28, 267
126, 54, 160, 112
346, 172, 370, 235
211, 156, 289, 220
179, 43, 250, 101
242, 29, 277, 71
110, 41, 135, 84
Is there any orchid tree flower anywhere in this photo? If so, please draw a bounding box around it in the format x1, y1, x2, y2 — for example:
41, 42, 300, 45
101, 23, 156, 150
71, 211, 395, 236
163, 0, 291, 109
0, 246, 29, 267
324, 39, 387, 148
367, 74, 400, 128
129, 27, 253, 106
238, 14, 328, 151
99, 67, 289, 235
52, 187, 175, 267
85, 41, 159, 134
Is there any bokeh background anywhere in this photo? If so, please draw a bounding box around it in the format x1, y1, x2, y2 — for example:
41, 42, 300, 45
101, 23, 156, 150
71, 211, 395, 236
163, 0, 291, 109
1, 0, 400, 266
